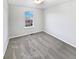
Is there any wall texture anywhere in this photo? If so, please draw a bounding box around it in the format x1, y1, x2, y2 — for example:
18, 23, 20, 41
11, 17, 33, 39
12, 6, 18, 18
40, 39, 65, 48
3, 0, 9, 56
8, 4, 44, 38
44, 0, 76, 47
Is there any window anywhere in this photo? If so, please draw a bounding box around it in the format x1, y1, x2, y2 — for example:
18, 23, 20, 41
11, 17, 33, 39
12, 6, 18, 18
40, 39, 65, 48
24, 11, 33, 27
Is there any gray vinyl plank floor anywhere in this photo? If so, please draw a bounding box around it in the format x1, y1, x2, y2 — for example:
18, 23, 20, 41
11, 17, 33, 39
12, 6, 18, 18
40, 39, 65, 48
4, 32, 76, 59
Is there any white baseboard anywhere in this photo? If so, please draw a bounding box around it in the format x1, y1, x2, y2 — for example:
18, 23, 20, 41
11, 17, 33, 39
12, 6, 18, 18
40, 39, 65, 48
44, 31, 76, 48
9, 31, 43, 39
3, 38, 9, 57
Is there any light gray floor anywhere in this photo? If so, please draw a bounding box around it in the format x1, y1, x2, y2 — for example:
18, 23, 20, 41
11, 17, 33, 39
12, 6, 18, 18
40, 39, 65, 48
4, 32, 76, 59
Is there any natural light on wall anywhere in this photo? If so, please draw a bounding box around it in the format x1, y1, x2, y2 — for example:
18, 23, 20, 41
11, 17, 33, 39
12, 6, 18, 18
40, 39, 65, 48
34, 0, 44, 4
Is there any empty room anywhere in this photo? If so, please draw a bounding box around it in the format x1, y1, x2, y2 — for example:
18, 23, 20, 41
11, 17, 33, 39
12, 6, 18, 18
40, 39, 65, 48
3, 0, 76, 59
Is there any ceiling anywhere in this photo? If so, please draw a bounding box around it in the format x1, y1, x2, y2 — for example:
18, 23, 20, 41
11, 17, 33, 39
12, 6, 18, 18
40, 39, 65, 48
8, 0, 73, 9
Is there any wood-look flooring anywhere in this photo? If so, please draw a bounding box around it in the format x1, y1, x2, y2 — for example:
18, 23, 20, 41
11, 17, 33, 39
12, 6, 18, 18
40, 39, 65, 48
4, 32, 76, 59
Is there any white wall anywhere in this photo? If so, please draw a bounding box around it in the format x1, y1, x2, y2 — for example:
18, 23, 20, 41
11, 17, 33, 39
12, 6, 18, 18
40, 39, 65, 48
3, 0, 9, 56
44, 0, 76, 47
9, 4, 44, 38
